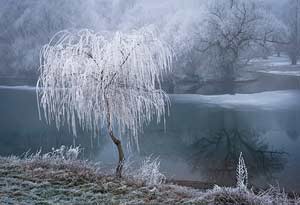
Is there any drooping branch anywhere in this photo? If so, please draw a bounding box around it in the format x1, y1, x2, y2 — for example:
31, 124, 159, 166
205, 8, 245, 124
104, 43, 140, 90
37, 27, 172, 177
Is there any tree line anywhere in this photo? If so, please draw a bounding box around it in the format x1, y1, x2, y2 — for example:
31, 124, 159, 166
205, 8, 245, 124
0, 0, 298, 87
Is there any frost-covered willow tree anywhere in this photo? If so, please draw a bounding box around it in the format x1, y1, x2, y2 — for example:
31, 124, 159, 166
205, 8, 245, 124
36, 27, 172, 178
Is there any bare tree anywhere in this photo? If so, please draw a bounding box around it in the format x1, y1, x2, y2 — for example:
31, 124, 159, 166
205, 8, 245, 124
36, 27, 172, 178
195, 0, 286, 81
285, 0, 300, 65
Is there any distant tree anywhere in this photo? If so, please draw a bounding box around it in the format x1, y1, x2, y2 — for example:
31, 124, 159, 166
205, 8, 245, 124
284, 0, 300, 65
36, 28, 172, 178
195, 0, 287, 81
0, 0, 111, 77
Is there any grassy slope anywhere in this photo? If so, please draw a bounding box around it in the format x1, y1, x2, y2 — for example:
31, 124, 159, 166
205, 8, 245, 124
0, 153, 299, 205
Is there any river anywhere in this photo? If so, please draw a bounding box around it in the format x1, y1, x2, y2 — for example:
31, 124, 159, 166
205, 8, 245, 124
0, 86, 300, 192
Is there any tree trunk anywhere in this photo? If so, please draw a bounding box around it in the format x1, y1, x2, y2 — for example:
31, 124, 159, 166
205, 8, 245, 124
291, 56, 298, 65
104, 95, 125, 178
108, 128, 125, 178
277, 52, 280, 57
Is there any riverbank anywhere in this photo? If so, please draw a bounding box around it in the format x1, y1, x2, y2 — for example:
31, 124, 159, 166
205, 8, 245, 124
0, 147, 299, 204
2, 56, 300, 95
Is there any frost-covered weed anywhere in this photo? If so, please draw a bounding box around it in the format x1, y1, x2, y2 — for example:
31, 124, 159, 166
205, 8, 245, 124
13, 145, 100, 178
186, 182, 300, 204
24, 145, 81, 161
257, 185, 291, 204
125, 156, 166, 186
236, 152, 248, 189
48, 145, 80, 160
137, 156, 166, 186
186, 153, 300, 205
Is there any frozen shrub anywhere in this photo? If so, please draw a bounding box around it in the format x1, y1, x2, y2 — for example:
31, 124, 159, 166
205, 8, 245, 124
65, 146, 80, 160
42, 145, 81, 160
128, 156, 166, 186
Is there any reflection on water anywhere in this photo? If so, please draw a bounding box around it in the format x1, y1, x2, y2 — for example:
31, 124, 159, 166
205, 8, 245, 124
0, 87, 300, 192
188, 129, 287, 186
140, 93, 300, 191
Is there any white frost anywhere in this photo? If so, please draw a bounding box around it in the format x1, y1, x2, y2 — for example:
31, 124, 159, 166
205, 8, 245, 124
36, 27, 172, 149
236, 152, 248, 189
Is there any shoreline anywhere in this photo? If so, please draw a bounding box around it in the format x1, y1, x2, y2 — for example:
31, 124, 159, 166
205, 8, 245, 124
0, 153, 299, 204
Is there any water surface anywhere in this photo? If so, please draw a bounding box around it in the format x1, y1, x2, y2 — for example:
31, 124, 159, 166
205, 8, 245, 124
0, 86, 300, 192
